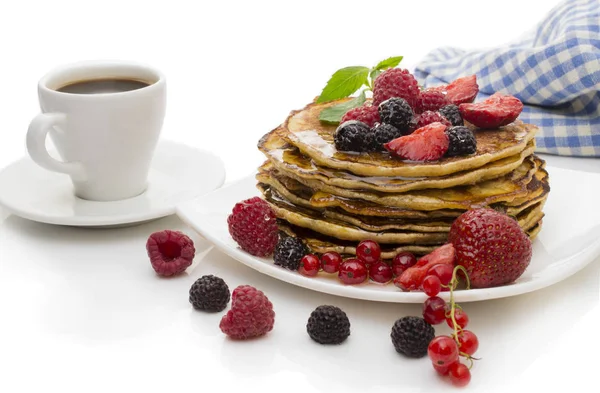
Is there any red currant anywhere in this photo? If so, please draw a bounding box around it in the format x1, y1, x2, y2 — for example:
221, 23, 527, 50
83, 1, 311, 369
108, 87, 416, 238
321, 252, 342, 274
356, 240, 381, 264
427, 264, 453, 290
457, 330, 479, 356
422, 275, 441, 297
448, 362, 471, 387
428, 336, 459, 367
432, 360, 457, 376
338, 259, 368, 285
446, 308, 469, 329
369, 260, 393, 283
299, 254, 320, 277
423, 296, 447, 325
392, 252, 417, 276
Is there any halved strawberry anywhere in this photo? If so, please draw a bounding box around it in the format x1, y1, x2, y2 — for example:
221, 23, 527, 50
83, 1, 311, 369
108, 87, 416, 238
430, 75, 479, 105
459, 93, 523, 128
394, 243, 456, 291
384, 122, 449, 161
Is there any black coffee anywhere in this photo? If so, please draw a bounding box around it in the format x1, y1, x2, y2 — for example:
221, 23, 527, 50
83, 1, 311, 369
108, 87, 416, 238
57, 78, 151, 94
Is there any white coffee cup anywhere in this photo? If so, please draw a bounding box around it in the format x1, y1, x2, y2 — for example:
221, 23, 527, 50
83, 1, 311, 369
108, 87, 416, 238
26, 60, 166, 201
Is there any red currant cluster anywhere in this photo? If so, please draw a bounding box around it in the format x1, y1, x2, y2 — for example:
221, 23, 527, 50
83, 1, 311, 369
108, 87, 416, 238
423, 265, 479, 387
298, 240, 418, 285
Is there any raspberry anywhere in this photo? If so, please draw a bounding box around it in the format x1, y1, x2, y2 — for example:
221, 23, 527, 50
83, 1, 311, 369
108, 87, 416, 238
384, 122, 449, 161
391, 316, 435, 358
415, 111, 451, 129
189, 275, 230, 312
227, 197, 278, 257
416, 90, 450, 113
459, 93, 524, 128
438, 104, 464, 126
334, 121, 374, 152
446, 126, 477, 156
146, 230, 195, 277
219, 285, 275, 340
273, 236, 308, 270
306, 305, 351, 344
431, 75, 479, 105
448, 208, 532, 288
340, 105, 380, 128
372, 123, 403, 151
373, 68, 420, 108
378, 97, 414, 132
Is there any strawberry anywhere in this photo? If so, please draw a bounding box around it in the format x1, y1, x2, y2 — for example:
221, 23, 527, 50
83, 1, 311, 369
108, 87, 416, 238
459, 93, 523, 128
430, 75, 479, 105
394, 244, 456, 291
384, 122, 449, 161
448, 208, 532, 288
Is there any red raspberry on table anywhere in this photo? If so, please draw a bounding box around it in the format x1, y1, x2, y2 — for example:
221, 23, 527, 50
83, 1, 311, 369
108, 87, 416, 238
219, 285, 275, 340
227, 197, 278, 257
340, 105, 380, 127
384, 122, 449, 161
459, 93, 524, 128
373, 68, 420, 108
415, 90, 450, 113
448, 208, 532, 288
415, 111, 451, 129
146, 230, 195, 277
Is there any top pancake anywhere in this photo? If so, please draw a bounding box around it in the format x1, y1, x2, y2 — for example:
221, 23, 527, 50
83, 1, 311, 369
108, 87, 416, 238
278, 99, 539, 178
259, 128, 536, 193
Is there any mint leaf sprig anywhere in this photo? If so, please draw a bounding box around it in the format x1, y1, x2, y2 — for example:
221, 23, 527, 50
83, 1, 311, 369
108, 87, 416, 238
318, 56, 403, 124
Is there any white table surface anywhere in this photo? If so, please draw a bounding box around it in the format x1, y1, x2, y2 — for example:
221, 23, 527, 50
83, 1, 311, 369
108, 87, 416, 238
1, 1, 599, 392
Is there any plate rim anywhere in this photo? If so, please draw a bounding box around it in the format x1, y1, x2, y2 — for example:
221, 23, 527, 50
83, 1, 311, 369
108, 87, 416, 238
176, 170, 600, 303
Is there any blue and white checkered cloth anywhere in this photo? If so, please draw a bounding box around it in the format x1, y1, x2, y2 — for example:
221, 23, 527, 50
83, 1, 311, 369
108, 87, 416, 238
415, 0, 600, 157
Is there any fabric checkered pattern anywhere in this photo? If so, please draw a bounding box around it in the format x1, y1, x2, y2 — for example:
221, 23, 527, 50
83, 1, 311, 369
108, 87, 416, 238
414, 0, 600, 156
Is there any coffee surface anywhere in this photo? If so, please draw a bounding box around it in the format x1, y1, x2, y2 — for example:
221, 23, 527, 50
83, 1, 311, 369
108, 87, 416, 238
57, 78, 150, 94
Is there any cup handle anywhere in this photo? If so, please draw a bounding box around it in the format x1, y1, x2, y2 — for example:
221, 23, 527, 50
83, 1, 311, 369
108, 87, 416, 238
26, 113, 86, 181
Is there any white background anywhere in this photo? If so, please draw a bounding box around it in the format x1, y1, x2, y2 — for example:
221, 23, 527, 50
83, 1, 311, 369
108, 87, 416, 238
1, 1, 599, 392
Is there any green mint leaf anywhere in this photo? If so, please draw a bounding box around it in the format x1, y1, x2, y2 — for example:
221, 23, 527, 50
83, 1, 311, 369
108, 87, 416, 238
319, 90, 366, 124
370, 69, 382, 83
373, 56, 403, 71
317, 66, 370, 103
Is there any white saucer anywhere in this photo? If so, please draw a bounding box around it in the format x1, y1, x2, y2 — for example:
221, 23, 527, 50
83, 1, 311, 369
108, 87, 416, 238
0, 140, 226, 227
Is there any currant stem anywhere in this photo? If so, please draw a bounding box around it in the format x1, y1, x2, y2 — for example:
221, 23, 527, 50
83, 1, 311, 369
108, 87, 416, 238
448, 265, 471, 347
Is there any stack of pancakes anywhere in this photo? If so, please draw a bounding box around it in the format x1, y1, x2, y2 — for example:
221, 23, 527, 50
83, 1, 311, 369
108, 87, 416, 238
256, 100, 550, 258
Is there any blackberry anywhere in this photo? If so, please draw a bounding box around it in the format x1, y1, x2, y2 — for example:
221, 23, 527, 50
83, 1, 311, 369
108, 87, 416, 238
446, 126, 477, 156
189, 275, 230, 312
273, 236, 308, 270
372, 123, 403, 151
307, 305, 351, 344
378, 98, 414, 132
334, 120, 372, 152
438, 104, 464, 126
391, 316, 435, 358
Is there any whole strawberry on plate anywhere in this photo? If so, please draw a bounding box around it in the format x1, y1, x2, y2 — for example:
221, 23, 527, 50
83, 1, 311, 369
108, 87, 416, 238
448, 208, 532, 288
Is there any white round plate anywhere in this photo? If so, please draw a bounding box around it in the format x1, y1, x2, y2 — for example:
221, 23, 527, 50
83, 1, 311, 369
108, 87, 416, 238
0, 140, 225, 227
176, 166, 600, 303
